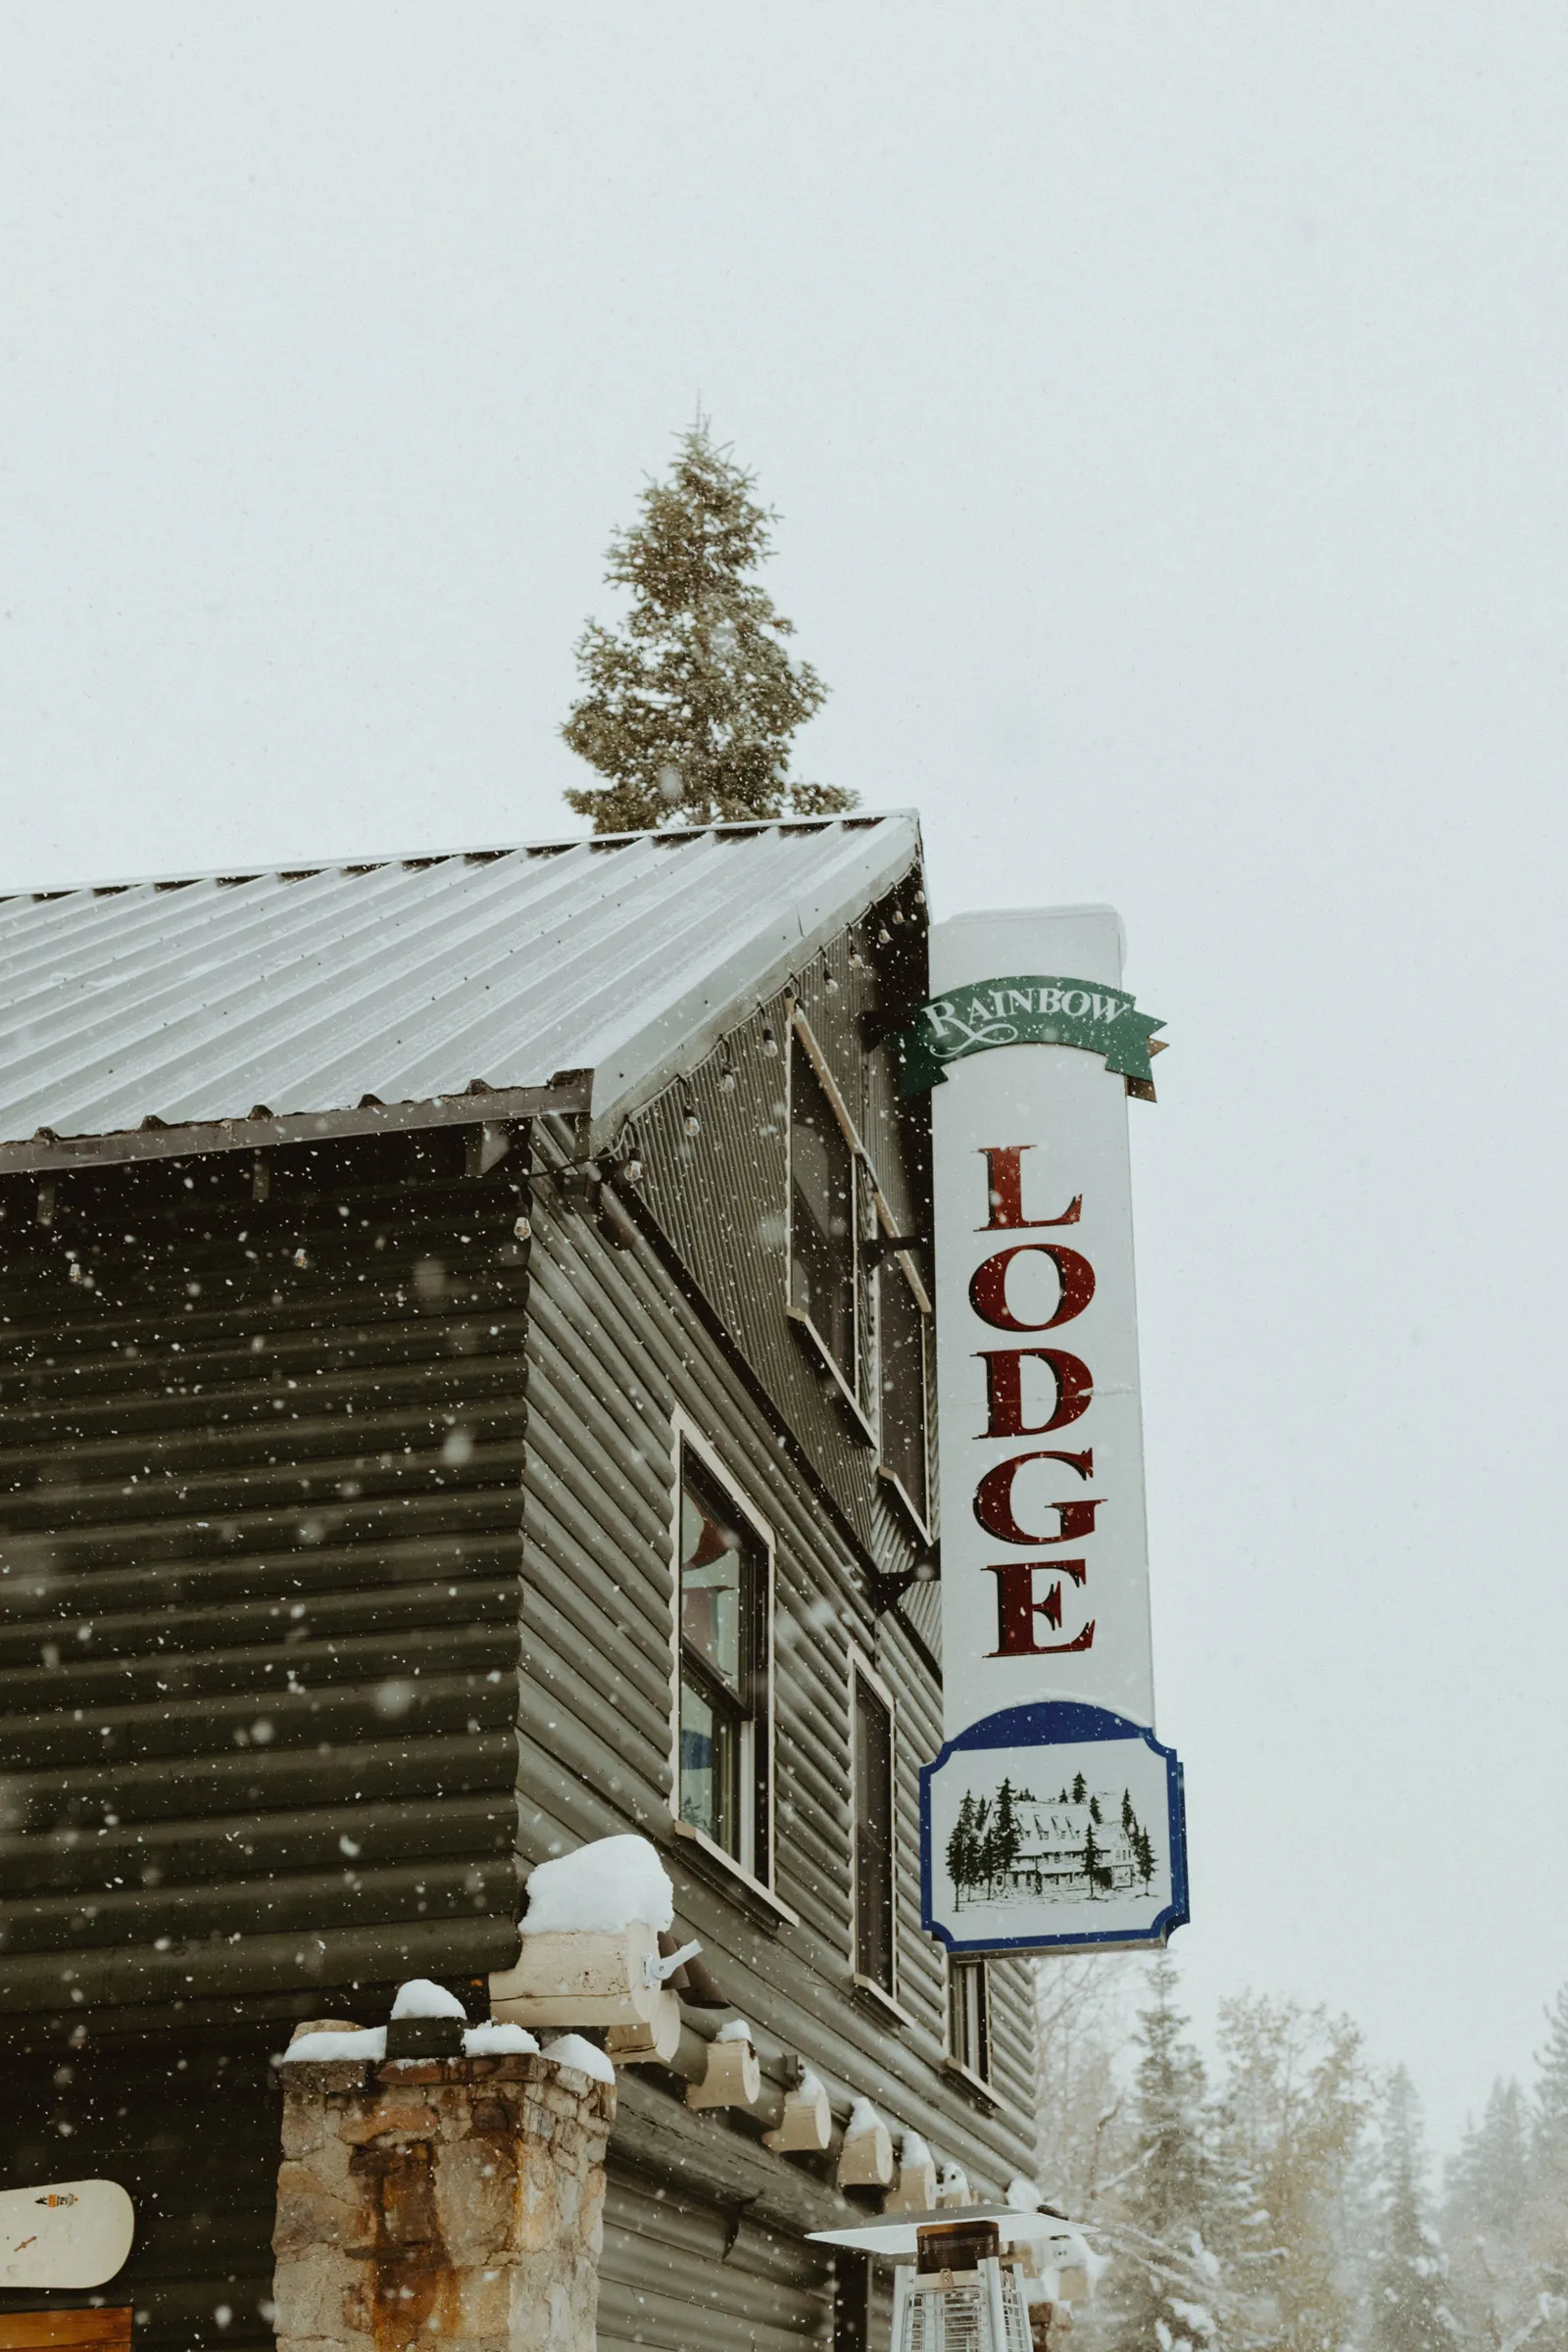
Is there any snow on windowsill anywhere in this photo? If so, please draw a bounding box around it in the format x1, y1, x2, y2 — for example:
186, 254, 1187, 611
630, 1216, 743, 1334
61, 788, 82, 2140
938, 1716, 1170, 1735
668, 1815, 801, 1928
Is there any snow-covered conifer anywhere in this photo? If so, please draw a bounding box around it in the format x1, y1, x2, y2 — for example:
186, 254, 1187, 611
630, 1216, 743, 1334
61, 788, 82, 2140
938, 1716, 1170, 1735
562, 420, 849, 832
1368, 2069, 1463, 2352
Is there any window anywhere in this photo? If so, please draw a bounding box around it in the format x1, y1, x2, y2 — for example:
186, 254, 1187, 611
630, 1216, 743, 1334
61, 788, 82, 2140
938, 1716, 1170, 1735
852, 1662, 896, 1992
832, 2253, 871, 2352
948, 1958, 991, 2084
877, 1251, 930, 1529
789, 1029, 858, 1387
676, 1446, 771, 1880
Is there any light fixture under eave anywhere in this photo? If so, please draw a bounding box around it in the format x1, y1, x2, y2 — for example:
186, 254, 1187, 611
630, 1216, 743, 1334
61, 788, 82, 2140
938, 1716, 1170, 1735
809, 2214, 1050, 2352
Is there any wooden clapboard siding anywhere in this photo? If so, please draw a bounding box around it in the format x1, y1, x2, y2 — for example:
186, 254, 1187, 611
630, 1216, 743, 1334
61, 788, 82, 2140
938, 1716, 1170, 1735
633, 896, 930, 1580
0, 2020, 281, 2350
0, 1131, 531, 2019
521, 1121, 1038, 2207
601, 2164, 836, 2352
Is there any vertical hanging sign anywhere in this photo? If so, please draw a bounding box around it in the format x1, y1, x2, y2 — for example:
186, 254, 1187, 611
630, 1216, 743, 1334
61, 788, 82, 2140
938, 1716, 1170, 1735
904, 907, 1189, 1956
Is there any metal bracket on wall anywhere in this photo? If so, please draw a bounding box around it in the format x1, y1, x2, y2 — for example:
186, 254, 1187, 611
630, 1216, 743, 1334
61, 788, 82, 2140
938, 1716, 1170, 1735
868, 1551, 939, 1616
719, 2193, 762, 2263
865, 1230, 928, 1265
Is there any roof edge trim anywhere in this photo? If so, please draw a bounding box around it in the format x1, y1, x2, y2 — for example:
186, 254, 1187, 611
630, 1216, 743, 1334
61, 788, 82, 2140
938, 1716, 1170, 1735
1, 1072, 594, 1177
0, 810, 922, 904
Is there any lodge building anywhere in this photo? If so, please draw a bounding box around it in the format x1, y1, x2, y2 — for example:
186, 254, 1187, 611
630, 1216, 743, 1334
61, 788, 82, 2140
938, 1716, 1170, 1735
0, 817, 1040, 2351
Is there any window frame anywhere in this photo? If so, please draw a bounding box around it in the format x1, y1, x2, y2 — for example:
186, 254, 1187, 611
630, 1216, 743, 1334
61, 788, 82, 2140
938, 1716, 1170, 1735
945, 1955, 994, 2094
849, 1651, 900, 2005
667, 1416, 780, 1901
872, 1201, 934, 1542
785, 1009, 876, 1441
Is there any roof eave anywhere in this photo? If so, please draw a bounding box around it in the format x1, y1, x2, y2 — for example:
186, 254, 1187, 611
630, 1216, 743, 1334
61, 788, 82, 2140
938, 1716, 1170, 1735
0, 1072, 594, 1178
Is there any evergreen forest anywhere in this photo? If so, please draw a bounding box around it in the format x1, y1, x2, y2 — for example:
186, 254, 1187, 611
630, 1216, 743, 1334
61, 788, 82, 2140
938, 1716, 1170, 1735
1036, 1959, 1568, 2352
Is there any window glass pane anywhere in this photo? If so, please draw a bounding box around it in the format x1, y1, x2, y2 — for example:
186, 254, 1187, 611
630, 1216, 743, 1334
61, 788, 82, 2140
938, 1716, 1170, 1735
878, 1261, 928, 1523
854, 1676, 894, 1987
679, 1671, 738, 1853
948, 1961, 991, 2079
680, 1476, 745, 1695
791, 1041, 857, 1378
677, 1450, 768, 1875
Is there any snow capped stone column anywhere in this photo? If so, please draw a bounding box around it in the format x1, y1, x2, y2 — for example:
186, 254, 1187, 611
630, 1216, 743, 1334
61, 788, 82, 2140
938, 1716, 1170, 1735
270, 1992, 615, 2352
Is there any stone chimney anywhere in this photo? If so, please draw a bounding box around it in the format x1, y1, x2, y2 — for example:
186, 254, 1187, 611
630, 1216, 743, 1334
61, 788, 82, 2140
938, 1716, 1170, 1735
271, 2038, 614, 2352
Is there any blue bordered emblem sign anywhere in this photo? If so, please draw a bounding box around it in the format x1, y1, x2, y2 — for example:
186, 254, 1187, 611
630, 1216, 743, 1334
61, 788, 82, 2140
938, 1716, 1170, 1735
921, 1701, 1189, 1956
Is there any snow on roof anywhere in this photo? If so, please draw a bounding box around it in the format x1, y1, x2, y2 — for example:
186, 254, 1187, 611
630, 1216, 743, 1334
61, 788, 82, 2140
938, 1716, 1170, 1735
0, 814, 921, 1165
519, 1833, 675, 1936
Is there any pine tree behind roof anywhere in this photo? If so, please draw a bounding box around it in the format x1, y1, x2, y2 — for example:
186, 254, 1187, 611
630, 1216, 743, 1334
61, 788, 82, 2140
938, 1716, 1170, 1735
562, 420, 856, 832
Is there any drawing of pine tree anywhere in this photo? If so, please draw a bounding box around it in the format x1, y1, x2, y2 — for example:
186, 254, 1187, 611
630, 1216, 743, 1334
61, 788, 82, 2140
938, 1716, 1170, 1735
946, 1792, 982, 1898
1134, 1822, 1156, 1887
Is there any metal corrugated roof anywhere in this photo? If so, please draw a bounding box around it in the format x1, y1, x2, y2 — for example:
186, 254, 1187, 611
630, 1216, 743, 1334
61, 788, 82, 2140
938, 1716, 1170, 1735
0, 814, 921, 1168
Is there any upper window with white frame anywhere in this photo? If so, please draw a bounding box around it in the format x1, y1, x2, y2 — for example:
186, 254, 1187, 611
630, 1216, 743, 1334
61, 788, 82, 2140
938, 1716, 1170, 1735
876, 1248, 930, 1532
788, 1025, 858, 1391
675, 1445, 772, 1882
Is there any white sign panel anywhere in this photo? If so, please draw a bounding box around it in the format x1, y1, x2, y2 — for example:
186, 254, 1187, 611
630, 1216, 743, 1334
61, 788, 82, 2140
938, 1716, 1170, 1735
912, 906, 1188, 1955
0, 2178, 134, 2290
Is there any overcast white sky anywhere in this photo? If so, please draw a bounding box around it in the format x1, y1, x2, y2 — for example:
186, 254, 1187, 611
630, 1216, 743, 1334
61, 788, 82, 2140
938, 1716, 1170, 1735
4, 4, 1566, 2150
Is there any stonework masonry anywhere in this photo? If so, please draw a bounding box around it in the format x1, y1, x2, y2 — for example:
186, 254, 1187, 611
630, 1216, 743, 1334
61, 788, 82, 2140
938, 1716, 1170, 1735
271, 2048, 614, 2352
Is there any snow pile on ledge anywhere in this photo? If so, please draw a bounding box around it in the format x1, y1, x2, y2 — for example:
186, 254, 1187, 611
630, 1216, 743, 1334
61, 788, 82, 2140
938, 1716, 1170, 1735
1006, 2177, 1046, 2211
281, 2027, 386, 2063
464, 2022, 539, 2056
846, 2097, 885, 2137
715, 2018, 754, 2044
902, 2130, 934, 2167
520, 1836, 674, 1936
540, 2034, 615, 2084
391, 1980, 467, 2021
799, 2068, 825, 2098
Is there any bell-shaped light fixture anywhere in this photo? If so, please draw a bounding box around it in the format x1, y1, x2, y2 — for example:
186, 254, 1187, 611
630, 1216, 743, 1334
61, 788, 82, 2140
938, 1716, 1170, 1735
810, 2206, 1073, 2352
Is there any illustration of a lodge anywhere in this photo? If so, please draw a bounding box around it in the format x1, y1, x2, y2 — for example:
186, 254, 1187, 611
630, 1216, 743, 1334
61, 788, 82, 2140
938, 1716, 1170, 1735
946, 1775, 1159, 1906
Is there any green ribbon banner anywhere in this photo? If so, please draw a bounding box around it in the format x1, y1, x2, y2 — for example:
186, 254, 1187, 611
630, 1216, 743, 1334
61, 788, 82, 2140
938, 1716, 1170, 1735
893, 973, 1165, 1097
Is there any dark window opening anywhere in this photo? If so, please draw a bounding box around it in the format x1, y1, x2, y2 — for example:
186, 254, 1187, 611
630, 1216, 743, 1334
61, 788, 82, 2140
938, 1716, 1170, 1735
677, 1449, 769, 1879
790, 1036, 857, 1383
854, 1668, 895, 1990
832, 2251, 871, 2352
948, 1958, 991, 2082
878, 1256, 929, 1526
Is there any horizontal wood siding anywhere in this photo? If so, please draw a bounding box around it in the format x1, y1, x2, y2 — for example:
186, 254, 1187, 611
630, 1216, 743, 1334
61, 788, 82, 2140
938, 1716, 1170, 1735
0, 2017, 280, 2349
520, 1130, 1038, 2214
633, 887, 930, 1576
0, 1135, 532, 2016
601, 2166, 834, 2352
